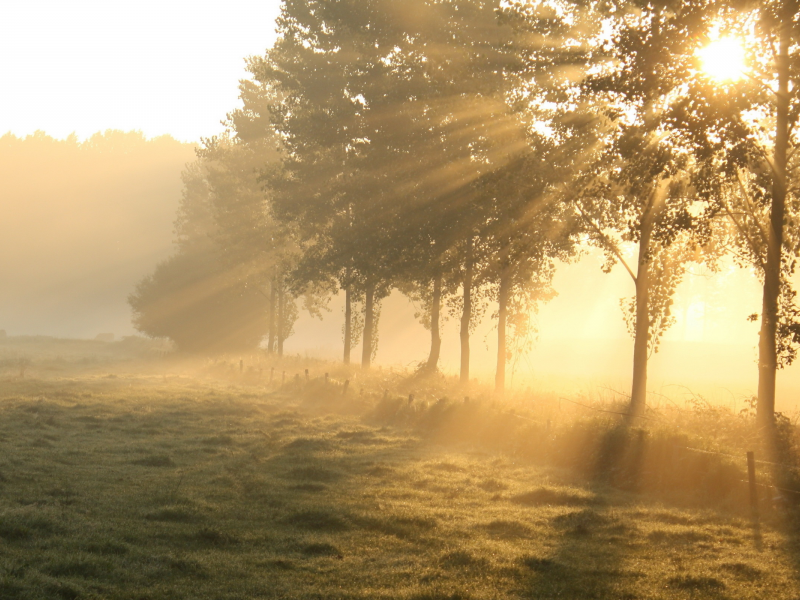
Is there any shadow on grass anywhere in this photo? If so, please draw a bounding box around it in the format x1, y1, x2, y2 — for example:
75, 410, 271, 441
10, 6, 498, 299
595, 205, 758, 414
518, 422, 733, 600
766, 416, 800, 585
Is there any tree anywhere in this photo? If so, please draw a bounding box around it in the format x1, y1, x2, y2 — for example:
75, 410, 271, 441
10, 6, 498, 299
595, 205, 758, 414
475, 152, 575, 393
659, 0, 800, 430
129, 162, 269, 352
246, 0, 416, 368
511, 0, 749, 416
196, 131, 300, 356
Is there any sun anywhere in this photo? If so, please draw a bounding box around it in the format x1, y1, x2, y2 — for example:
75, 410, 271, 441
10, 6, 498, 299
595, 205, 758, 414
698, 37, 746, 81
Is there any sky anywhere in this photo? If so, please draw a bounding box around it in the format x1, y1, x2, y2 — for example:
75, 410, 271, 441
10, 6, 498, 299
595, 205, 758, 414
1, 0, 283, 142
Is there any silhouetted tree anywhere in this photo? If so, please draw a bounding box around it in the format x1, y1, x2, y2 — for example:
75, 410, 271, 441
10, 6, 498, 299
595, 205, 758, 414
653, 0, 800, 431
476, 152, 576, 394
129, 162, 269, 352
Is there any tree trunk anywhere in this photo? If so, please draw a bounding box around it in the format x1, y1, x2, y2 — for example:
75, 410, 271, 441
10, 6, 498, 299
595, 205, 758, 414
277, 280, 285, 357
361, 280, 375, 369
630, 211, 654, 417
757, 22, 789, 432
267, 275, 277, 354
426, 269, 442, 371
495, 268, 510, 394
460, 237, 473, 384
344, 283, 352, 365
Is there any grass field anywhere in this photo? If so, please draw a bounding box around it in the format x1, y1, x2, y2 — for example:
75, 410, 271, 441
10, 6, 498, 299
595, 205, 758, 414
1, 340, 800, 599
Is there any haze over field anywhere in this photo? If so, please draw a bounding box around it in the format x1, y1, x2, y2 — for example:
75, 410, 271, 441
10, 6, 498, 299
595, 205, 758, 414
0, 133, 789, 406
4, 0, 800, 413
0, 132, 195, 338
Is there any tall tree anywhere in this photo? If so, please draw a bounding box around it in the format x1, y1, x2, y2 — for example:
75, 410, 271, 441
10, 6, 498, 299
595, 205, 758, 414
129, 161, 270, 352
476, 152, 576, 394
660, 1, 800, 431
197, 132, 300, 356
246, 0, 410, 368
514, 0, 735, 416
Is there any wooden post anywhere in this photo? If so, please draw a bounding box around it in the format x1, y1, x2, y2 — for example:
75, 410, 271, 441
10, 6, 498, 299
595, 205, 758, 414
342, 379, 350, 395
408, 393, 414, 405
305, 369, 309, 382
747, 451, 759, 522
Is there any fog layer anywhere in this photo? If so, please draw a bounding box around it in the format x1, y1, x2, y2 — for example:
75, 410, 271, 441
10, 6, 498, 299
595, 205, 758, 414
0, 131, 195, 337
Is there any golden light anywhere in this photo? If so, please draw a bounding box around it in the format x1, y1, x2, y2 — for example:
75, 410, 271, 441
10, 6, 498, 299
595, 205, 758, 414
698, 37, 746, 81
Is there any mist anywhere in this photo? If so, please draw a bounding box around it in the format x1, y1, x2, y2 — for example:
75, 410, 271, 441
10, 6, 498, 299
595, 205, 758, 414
0, 131, 195, 338
3, 127, 798, 406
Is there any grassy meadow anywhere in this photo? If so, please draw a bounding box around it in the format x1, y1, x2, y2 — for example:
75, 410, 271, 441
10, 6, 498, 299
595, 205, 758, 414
1, 337, 800, 599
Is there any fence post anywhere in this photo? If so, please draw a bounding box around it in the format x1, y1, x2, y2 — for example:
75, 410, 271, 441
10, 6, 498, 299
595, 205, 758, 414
747, 451, 759, 522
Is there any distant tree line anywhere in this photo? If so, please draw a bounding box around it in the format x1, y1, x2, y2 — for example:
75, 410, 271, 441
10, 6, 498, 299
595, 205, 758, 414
130, 0, 800, 432
0, 130, 193, 338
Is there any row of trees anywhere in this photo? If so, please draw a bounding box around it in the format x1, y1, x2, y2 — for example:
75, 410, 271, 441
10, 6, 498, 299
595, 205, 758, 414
131, 0, 800, 431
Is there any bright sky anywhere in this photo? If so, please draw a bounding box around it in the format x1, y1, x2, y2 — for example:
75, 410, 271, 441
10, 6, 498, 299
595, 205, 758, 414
2, 0, 283, 143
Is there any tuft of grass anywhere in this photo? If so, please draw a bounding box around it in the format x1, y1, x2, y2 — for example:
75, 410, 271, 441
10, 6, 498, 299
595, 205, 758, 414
477, 478, 507, 492
647, 529, 713, 544
667, 574, 726, 592
286, 466, 341, 482
300, 541, 341, 556
439, 550, 489, 569
84, 541, 130, 556
552, 509, 612, 533
365, 464, 397, 477
283, 510, 350, 531
132, 454, 175, 467
0, 512, 62, 541
519, 554, 558, 572
145, 506, 199, 523
336, 429, 377, 442
291, 482, 328, 492
283, 438, 330, 452
721, 562, 763, 580
201, 434, 234, 445
193, 527, 238, 546
358, 514, 438, 539
46, 581, 82, 600
510, 487, 594, 507
483, 519, 532, 539
44, 556, 114, 579
409, 590, 472, 600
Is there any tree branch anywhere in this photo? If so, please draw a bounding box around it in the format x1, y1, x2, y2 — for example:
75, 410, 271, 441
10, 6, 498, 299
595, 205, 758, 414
574, 202, 637, 284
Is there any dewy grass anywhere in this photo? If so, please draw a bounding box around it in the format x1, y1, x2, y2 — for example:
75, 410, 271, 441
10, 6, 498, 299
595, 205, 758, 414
0, 357, 800, 598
